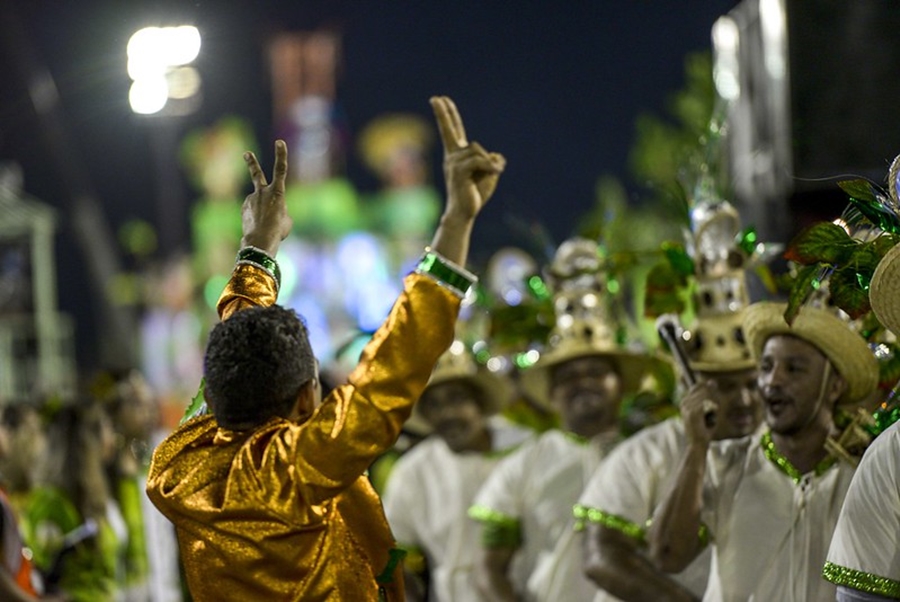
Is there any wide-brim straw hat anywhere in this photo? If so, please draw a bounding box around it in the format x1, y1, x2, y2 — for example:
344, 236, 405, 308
742, 302, 878, 406
405, 341, 514, 436
519, 336, 668, 412
871, 242, 900, 338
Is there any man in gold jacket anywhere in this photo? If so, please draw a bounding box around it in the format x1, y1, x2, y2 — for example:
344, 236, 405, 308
146, 96, 506, 601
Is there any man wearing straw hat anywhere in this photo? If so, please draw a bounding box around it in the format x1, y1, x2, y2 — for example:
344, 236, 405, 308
648, 301, 878, 601
575, 199, 763, 602
825, 211, 900, 601
381, 341, 530, 602
469, 238, 665, 601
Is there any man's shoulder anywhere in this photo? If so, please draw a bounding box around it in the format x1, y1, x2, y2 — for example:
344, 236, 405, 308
619, 418, 685, 454
391, 436, 448, 471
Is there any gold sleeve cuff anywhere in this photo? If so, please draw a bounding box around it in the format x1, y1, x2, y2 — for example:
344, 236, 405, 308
217, 263, 279, 320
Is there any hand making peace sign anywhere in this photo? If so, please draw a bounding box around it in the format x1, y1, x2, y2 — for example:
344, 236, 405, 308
430, 96, 506, 222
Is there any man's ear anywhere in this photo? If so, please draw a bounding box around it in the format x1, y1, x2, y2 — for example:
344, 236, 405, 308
293, 379, 318, 421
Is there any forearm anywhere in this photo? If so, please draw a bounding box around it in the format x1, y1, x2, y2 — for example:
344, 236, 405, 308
474, 547, 517, 602
647, 443, 709, 573
428, 211, 475, 268
583, 526, 698, 602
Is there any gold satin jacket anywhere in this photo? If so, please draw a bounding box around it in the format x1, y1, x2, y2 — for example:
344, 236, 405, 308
146, 264, 459, 601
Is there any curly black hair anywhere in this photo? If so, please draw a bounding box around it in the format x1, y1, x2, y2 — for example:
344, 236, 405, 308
204, 305, 316, 429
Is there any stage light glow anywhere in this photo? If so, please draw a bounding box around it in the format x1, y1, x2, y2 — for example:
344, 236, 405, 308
160, 26, 202, 66
166, 66, 201, 99
127, 25, 202, 114
712, 16, 741, 101
129, 78, 168, 114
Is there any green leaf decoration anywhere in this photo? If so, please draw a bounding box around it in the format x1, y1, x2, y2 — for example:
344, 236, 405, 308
872, 233, 900, 258
784, 265, 823, 325
644, 262, 689, 318
838, 179, 900, 234
877, 343, 900, 390
661, 242, 695, 276
830, 266, 871, 319
837, 179, 879, 204
784, 222, 856, 265
181, 378, 208, 424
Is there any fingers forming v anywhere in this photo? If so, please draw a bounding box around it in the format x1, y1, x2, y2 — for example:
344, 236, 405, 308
431, 95, 467, 153
271, 140, 288, 196
244, 152, 267, 192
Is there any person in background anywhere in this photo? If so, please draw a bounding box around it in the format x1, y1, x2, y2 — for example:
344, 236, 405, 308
648, 301, 878, 601
470, 238, 665, 601
382, 340, 530, 601
26, 399, 122, 602
576, 197, 764, 602
145, 95, 507, 601
0, 410, 63, 601
824, 213, 900, 601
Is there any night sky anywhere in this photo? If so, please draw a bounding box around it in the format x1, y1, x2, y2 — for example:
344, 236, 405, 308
0, 0, 739, 369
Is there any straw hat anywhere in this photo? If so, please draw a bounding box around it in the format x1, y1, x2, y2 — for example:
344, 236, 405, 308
520, 236, 668, 410
869, 154, 900, 336
742, 302, 878, 406
519, 314, 663, 411
871, 242, 900, 337
406, 340, 514, 435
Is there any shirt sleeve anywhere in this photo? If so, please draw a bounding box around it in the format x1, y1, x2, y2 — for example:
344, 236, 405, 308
575, 427, 662, 541
217, 263, 279, 319
469, 438, 537, 548
824, 425, 900, 599
257, 273, 459, 505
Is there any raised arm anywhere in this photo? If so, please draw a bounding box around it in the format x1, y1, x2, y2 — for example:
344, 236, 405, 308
216, 140, 293, 319
239, 140, 292, 256
647, 382, 718, 573
427, 96, 505, 267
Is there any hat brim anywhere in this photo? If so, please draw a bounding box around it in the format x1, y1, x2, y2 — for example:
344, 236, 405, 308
519, 344, 670, 411
871, 243, 900, 338
742, 302, 877, 406
406, 371, 514, 436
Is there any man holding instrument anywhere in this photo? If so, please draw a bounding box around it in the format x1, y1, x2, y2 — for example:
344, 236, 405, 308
647, 299, 878, 601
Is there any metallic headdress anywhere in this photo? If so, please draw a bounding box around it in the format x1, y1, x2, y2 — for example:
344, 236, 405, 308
521, 238, 665, 409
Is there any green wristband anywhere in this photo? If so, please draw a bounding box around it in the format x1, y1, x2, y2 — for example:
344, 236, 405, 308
415, 247, 477, 298
236, 246, 281, 291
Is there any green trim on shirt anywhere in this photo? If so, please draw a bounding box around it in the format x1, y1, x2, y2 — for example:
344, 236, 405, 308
823, 561, 900, 598
468, 505, 522, 548
761, 431, 836, 484
563, 431, 589, 445
573, 504, 711, 549
375, 547, 407, 584
395, 544, 425, 574
572, 505, 646, 542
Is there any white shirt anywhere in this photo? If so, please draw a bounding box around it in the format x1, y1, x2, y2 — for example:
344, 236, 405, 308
470, 429, 617, 601
382, 416, 531, 602
826, 420, 900, 598
702, 432, 855, 602
571, 418, 712, 601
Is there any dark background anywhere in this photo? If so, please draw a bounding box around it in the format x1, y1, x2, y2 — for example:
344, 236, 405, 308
0, 0, 741, 369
